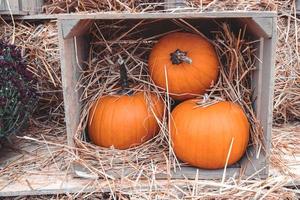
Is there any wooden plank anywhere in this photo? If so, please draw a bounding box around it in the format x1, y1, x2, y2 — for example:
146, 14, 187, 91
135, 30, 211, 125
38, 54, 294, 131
235, 16, 277, 178
257, 17, 277, 172
58, 20, 90, 176
0, 0, 19, 12
61, 19, 92, 39
252, 38, 264, 122
0, 174, 97, 197
0, 10, 27, 15
165, 0, 186, 9
60, 19, 81, 38
1, 168, 297, 197
242, 17, 277, 178
58, 21, 84, 148
74, 163, 241, 180
7, 11, 277, 20
0, 0, 43, 15
0, 170, 299, 197
21, 0, 44, 14
162, 166, 241, 179
56, 11, 277, 20
0, 0, 8, 10
239, 17, 273, 38
252, 17, 273, 38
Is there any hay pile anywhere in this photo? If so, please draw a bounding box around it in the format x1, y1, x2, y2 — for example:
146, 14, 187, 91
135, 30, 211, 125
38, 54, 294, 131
273, 6, 300, 123
0, 125, 299, 199
271, 123, 300, 176
186, 0, 277, 11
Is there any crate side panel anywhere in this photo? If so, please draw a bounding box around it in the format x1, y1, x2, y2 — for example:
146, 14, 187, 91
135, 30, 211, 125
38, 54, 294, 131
244, 17, 276, 177
257, 18, 276, 155
58, 23, 89, 147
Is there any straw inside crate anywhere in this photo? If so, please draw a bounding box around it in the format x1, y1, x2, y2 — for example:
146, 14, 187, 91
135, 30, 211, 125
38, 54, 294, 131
73, 18, 263, 179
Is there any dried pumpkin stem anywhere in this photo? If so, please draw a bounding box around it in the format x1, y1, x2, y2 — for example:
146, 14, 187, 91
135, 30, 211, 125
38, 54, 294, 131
170, 49, 192, 65
118, 57, 132, 95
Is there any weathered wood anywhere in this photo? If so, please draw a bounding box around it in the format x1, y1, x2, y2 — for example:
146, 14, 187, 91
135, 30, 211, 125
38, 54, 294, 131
239, 17, 273, 38
297, 0, 300, 14
1, 132, 298, 197
165, 0, 186, 9
60, 19, 92, 39
0, 0, 19, 11
74, 162, 242, 180
1, 167, 298, 197
56, 13, 277, 181
3, 11, 277, 20
55, 11, 277, 20
58, 20, 89, 149
257, 16, 277, 174
21, 0, 44, 14
245, 17, 277, 178
0, 0, 43, 15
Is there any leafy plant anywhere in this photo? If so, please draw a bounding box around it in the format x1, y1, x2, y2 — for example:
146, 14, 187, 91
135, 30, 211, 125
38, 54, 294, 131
0, 41, 37, 138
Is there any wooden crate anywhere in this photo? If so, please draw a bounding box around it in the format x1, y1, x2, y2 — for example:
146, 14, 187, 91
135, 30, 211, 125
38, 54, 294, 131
57, 11, 277, 180
0, 0, 43, 15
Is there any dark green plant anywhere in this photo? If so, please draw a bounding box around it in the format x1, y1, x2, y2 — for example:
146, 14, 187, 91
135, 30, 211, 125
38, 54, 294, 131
0, 41, 37, 138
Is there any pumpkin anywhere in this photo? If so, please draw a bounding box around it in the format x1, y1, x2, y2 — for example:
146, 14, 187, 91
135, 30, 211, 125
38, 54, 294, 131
88, 59, 164, 150
170, 99, 249, 169
148, 32, 219, 101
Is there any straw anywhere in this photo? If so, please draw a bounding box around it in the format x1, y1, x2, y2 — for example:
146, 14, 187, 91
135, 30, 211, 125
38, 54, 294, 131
0, 1, 299, 199
0, 19, 64, 124
43, 0, 165, 14
62, 17, 266, 183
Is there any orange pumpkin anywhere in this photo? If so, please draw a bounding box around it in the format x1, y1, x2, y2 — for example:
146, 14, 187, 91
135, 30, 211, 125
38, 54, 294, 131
148, 32, 219, 101
170, 99, 249, 169
88, 59, 164, 149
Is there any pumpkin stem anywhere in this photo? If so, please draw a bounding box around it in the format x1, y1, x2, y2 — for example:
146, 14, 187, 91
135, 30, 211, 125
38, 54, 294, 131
118, 57, 132, 95
170, 49, 192, 65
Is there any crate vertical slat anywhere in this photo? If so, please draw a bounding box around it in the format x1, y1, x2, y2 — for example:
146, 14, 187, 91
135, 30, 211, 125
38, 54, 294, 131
58, 20, 91, 148
0, 0, 19, 12
21, 0, 43, 14
57, 12, 277, 180
257, 16, 277, 172
165, 0, 186, 9
0, 0, 43, 15
240, 17, 277, 177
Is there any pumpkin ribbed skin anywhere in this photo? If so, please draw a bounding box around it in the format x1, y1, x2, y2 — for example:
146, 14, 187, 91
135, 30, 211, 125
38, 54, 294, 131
88, 92, 164, 150
148, 32, 219, 101
170, 100, 249, 169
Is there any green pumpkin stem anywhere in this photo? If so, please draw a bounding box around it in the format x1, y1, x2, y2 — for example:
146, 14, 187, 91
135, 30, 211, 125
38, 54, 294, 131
170, 49, 192, 65
118, 57, 132, 95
